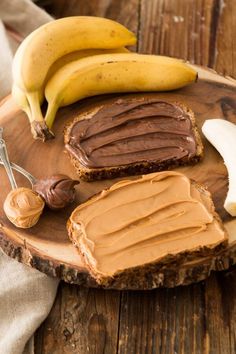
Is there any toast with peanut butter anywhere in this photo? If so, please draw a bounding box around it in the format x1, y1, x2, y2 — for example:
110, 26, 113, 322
64, 96, 203, 181
67, 171, 228, 288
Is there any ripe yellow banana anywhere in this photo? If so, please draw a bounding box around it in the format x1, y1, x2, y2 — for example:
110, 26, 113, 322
12, 48, 129, 130
12, 17, 136, 139
45, 54, 197, 129
46, 47, 129, 81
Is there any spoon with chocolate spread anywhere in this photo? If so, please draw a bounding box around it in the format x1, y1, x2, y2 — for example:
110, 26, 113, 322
33, 174, 79, 210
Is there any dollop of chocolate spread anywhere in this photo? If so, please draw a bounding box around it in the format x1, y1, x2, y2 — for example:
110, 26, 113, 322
33, 174, 79, 210
65, 98, 197, 168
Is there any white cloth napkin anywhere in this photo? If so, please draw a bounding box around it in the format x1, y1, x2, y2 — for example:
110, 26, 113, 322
0, 1, 59, 353
0, 249, 58, 354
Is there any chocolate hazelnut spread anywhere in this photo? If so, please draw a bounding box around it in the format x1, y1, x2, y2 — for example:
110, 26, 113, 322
69, 171, 227, 278
33, 174, 79, 210
65, 98, 197, 168
4, 187, 45, 228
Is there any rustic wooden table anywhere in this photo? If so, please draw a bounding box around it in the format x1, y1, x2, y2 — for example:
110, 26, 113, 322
35, 1, 236, 353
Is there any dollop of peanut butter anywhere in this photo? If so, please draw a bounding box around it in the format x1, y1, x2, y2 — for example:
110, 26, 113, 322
3, 187, 45, 228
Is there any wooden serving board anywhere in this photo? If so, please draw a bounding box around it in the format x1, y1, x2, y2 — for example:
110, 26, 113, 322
0, 65, 236, 289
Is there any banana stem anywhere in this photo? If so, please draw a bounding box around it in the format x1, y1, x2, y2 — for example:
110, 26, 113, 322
22, 104, 31, 119
45, 101, 58, 129
12, 84, 32, 119
27, 91, 54, 141
27, 91, 44, 123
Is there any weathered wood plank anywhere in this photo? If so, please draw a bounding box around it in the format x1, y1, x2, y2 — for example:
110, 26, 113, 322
139, 0, 217, 66
35, 284, 121, 354
118, 284, 206, 354
202, 3, 236, 351
214, 0, 236, 77
205, 270, 236, 354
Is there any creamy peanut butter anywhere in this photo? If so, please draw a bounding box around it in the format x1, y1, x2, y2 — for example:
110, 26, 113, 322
69, 171, 227, 278
4, 187, 45, 228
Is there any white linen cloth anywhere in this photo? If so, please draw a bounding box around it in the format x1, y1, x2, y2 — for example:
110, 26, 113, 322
0, 1, 59, 353
0, 250, 58, 354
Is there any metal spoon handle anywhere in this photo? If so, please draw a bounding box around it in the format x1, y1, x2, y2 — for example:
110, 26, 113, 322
11, 162, 36, 186
0, 160, 36, 186
0, 138, 18, 189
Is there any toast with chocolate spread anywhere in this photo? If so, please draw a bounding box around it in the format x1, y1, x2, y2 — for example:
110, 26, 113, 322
67, 171, 227, 288
64, 96, 203, 181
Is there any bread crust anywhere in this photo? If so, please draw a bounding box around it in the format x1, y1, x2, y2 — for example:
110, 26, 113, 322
67, 180, 228, 288
64, 98, 204, 181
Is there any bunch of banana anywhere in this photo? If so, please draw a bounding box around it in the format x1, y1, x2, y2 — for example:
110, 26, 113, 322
12, 47, 129, 133
12, 16, 136, 140
45, 54, 197, 129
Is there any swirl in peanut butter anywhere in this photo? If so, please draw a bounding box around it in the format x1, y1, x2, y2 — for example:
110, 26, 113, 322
4, 187, 45, 228
65, 98, 197, 168
69, 171, 227, 277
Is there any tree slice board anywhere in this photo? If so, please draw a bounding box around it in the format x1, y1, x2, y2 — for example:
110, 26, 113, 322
0, 65, 236, 289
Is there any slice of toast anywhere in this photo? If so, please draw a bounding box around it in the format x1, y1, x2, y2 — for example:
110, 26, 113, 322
67, 171, 228, 288
64, 96, 203, 181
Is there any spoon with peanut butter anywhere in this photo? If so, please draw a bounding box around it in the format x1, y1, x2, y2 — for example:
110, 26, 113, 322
0, 129, 45, 229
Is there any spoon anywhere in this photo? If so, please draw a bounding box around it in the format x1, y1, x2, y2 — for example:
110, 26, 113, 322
0, 128, 35, 186
0, 160, 36, 186
0, 128, 36, 186
0, 128, 45, 228
0, 133, 17, 190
